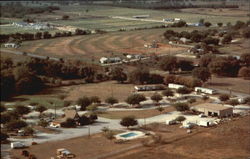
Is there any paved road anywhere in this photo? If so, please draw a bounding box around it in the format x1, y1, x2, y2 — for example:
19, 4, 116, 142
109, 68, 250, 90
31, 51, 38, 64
0, 49, 60, 61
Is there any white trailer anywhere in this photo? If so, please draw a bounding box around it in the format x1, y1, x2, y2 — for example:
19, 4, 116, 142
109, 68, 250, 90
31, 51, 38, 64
195, 87, 216, 94
11, 142, 26, 149
168, 83, 185, 89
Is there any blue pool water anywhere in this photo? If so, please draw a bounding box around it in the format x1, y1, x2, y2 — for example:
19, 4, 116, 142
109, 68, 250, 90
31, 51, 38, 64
120, 132, 138, 138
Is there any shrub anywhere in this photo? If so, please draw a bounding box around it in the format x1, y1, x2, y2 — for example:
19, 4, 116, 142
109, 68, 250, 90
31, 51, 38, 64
105, 97, 118, 106
103, 130, 115, 141
162, 89, 174, 97
228, 99, 239, 106
6, 120, 27, 131
90, 96, 101, 104
126, 94, 146, 106
77, 96, 91, 111
177, 87, 191, 94
23, 127, 34, 136
86, 104, 98, 112
60, 118, 76, 128
37, 119, 48, 128
0, 132, 9, 141
202, 96, 209, 101
89, 113, 98, 121
78, 115, 91, 126
120, 116, 138, 128
174, 103, 189, 112
188, 98, 196, 104
151, 93, 163, 103
175, 116, 186, 122
219, 94, 230, 102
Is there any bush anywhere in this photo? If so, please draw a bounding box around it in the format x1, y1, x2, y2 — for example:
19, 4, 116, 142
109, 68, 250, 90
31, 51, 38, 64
0, 132, 9, 141
175, 116, 186, 122
78, 115, 91, 126
105, 97, 118, 106
60, 118, 76, 128
151, 93, 163, 103
77, 96, 91, 111
6, 120, 27, 131
90, 96, 101, 104
219, 94, 230, 102
126, 94, 146, 106
63, 101, 72, 107
162, 89, 174, 97
23, 127, 34, 136
177, 87, 191, 94
103, 130, 115, 141
202, 95, 209, 101
174, 103, 189, 112
238, 67, 250, 79
120, 116, 138, 128
89, 113, 98, 121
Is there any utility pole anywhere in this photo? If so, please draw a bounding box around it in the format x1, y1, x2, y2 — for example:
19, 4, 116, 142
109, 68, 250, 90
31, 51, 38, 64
88, 126, 91, 138
54, 103, 56, 119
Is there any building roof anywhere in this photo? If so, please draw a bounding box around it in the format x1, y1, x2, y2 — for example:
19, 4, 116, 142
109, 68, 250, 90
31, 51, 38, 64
194, 103, 232, 111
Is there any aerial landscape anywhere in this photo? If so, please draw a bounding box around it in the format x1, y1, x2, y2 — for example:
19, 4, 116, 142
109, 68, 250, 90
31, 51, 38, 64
0, 0, 250, 159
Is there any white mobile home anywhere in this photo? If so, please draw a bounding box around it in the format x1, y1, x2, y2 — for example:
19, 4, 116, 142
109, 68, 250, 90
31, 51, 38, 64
195, 87, 216, 94
4, 43, 20, 48
134, 85, 165, 91
168, 83, 185, 89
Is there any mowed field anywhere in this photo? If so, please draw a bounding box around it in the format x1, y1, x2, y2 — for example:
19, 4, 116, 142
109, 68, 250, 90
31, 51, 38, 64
13, 28, 189, 62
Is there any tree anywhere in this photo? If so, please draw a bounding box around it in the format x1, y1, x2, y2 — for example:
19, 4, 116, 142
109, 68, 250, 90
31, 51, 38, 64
129, 68, 149, 84
0, 71, 15, 100
199, 54, 215, 67
174, 103, 189, 112
35, 105, 47, 117
78, 115, 91, 125
38, 119, 48, 128
0, 105, 6, 113
192, 67, 211, 83
242, 27, 250, 38
228, 99, 239, 107
238, 67, 250, 79
240, 53, 250, 66
159, 56, 178, 73
23, 127, 34, 136
178, 60, 193, 71
89, 113, 98, 121
105, 97, 118, 106
126, 94, 146, 106
0, 132, 9, 141
177, 87, 191, 95
14, 105, 31, 117
6, 120, 27, 131
202, 95, 209, 101
120, 116, 138, 129
209, 56, 240, 77
62, 15, 69, 20
175, 116, 186, 122
63, 100, 72, 107
162, 89, 174, 97
219, 94, 230, 102
151, 93, 163, 104
221, 34, 232, 44
110, 67, 127, 83
156, 107, 164, 113
61, 118, 76, 128
204, 22, 212, 27
217, 22, 223, 27
77, 96, 92, 111
0, 113, 12, 124
90, 96, 101, 104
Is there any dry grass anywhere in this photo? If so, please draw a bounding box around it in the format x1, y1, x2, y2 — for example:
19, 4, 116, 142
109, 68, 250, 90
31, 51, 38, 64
64, 81, 135, 102
114, 116, 250, 159
11, 133, 143, 159
207, 76, 250, 94
97, 106, 175, 119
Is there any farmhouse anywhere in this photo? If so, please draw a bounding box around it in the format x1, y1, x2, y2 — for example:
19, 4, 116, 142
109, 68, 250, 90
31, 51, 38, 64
195, 87, 217, 94
100, 57, 122, 64
193, 103, 233, 117
50, 110, 80, 127
134, 84, 166, 91
4, 43, 20, 48
168, 83, 185, 89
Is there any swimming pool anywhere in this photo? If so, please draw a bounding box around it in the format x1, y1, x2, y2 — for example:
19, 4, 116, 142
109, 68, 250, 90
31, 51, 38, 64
115, 131, 145, 140
120, 132, 137, 138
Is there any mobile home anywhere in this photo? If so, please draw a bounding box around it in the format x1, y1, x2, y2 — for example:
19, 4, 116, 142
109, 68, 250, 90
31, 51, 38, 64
168, 83, 185, 89
195, 87, 216, 94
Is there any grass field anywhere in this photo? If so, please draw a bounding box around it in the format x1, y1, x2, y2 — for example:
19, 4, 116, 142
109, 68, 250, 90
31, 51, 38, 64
5, 27, 202, 63
0, 4, 249, 34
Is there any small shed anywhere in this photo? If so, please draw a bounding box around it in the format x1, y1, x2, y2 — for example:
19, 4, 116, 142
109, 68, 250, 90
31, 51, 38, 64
195, 87, 216, 94
193, 103, 233, 117
168, 83, 185, 89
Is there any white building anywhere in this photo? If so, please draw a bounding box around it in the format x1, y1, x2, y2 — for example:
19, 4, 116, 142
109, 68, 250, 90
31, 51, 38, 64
4, 43, 20, 48
100, 57, 121, 64
168, 83, 185, 89
195, 87, 216, 94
